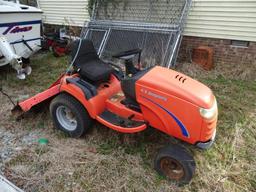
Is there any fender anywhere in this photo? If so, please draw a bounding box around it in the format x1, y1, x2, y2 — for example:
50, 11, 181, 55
66, 77, 96, 100
60, 79, 97, 119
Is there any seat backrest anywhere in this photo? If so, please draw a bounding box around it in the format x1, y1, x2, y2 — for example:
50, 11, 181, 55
71, 39, 99, 68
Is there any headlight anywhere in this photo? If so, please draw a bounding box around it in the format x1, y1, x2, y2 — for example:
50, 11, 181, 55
199, 99, 217, 120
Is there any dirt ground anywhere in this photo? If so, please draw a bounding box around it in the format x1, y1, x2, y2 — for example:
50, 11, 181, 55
0, 53, 255, 192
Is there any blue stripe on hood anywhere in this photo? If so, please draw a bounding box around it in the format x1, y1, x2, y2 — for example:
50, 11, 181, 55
142, 96, 190, 138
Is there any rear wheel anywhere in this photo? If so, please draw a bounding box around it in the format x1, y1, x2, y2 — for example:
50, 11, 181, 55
50, 93, 93, 138
154, 144, 196, 184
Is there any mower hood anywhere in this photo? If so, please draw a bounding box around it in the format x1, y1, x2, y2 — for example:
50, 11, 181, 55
137, 66, 215, 109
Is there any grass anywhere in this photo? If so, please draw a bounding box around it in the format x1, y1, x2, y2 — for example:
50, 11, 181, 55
0, 52, 67, 92
0, 52, 255, 192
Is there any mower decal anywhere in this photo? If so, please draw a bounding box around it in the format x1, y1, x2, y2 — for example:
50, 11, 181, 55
140, 89, 167, 101
142, 96, 190, 138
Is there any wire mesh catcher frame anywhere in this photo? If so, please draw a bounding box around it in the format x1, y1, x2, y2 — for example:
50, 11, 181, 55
83, 0, 192, 68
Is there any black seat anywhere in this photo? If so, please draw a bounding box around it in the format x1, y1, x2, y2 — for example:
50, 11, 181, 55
121, 68, 152, 101
71, 39, 114, 83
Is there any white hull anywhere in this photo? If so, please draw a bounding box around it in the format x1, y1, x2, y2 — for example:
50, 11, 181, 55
0, 1, 42, 66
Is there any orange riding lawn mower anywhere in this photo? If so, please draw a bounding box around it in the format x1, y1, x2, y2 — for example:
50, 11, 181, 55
12, 39, 218, 184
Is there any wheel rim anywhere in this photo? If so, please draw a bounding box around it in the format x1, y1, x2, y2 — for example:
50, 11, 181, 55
56, 106, 77, 131
160, 157, 185, 181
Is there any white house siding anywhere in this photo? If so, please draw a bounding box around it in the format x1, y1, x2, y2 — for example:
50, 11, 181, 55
184, 0, 256, 42
38, 0, 256, 42
38, 0, 89, 27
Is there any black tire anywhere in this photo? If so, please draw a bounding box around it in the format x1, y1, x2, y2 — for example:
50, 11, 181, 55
154, 144, 196, 185
50, 93, 93, 138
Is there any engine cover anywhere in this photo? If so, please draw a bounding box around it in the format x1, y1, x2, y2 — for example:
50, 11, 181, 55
135, 66, 216, 144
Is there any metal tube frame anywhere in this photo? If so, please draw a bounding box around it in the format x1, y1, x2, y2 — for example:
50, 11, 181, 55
82, 0, 192, 68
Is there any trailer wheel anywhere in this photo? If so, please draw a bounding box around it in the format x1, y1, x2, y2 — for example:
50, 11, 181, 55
154, 144, 196, 185
50, 93, 93, 138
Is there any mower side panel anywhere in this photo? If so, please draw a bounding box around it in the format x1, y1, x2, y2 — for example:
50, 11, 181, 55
18, 84, 60, 112
135, 66, 217, 144
59, 81, 96, 117
137, 85, 202, 144
60, 75, 121, 119
105, 97, 144, 121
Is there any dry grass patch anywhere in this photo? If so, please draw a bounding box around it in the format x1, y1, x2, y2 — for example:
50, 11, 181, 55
0, 53, 255, 191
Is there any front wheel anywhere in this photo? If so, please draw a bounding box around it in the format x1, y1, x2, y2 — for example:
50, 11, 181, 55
50, 93, 93, 138
154, 144, 196, 185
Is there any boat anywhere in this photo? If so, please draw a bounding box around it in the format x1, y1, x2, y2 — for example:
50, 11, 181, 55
0, 0, 42, 79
